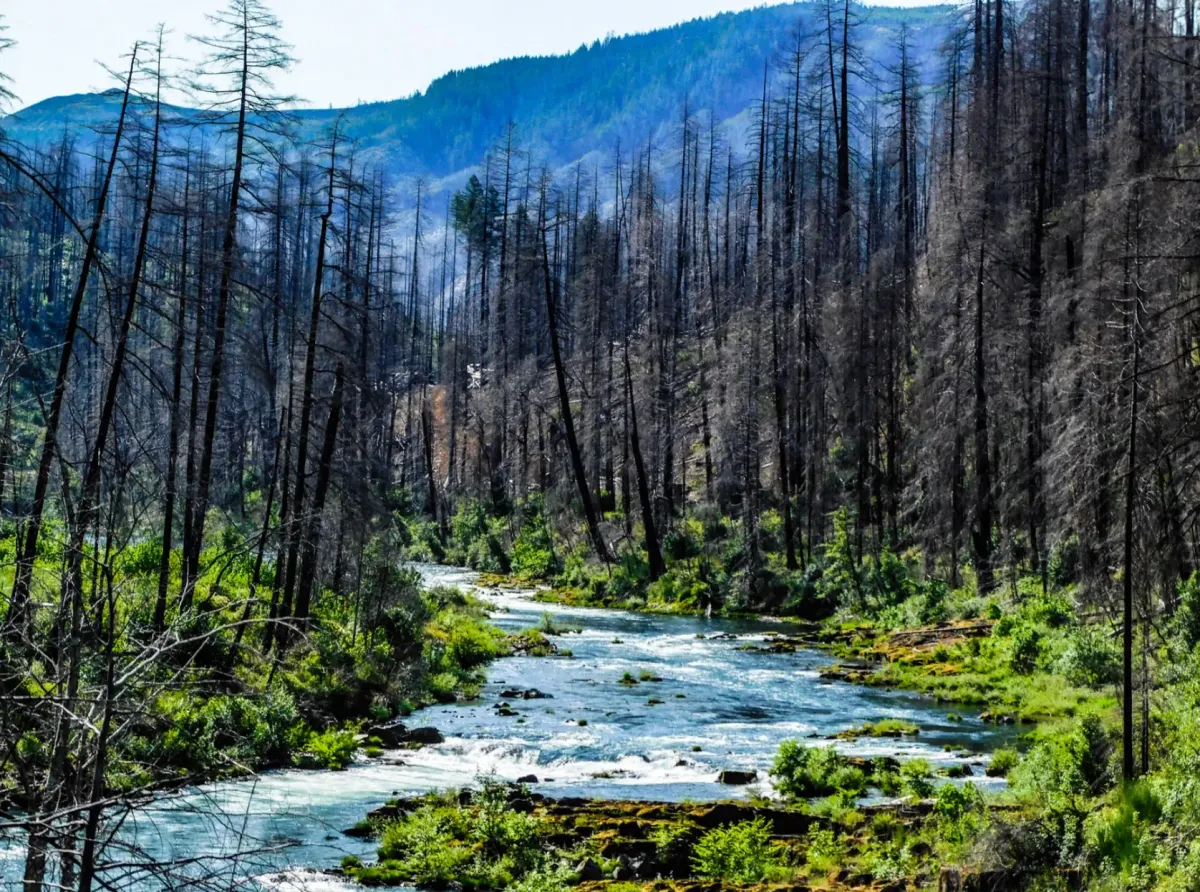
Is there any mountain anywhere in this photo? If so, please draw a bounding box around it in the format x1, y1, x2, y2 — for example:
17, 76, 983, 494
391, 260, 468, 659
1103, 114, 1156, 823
2, 1, 953, 186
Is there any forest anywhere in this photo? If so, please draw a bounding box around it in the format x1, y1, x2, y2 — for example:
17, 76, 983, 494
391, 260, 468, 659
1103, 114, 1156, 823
4, 0, 1200, 889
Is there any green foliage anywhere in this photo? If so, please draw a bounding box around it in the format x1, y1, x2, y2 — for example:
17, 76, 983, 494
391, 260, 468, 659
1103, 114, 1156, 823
804, 827, 844, 871
1048, 534, 1080, 587
154, 690, 307, 776
1175, 572, 1200, 651
449, 499, 510, 573
117, 539, 164, 577
374, 804, 474, 885
511, 495, 560, 580
899, 759, 935, 799
934, 781, 987, 845
362, 782, 548, 888
986, 747, 1020, 777
771, 741, 856, 799
1008, 622, 1043, 673
692, 817, 785, 882
296, 724, 360, 770
1012, 715, 1114, 861
663, 517, 704, 562
653, 821, 695, 864
1056, 626, 1120, 688
1087, 781, 1163, 884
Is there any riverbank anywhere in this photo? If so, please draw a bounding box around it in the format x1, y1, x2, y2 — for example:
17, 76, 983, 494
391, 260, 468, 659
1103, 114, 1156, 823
338, 779, 1050, 891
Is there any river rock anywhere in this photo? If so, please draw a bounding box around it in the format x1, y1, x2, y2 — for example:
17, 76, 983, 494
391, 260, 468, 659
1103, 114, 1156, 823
500, 687, 552, 699
574, 859, 603, 881
366, 720, 444, 748
366, 719, 410, 747
516, 774, 539, 784
717, 769, 758, 785
630, 856, 660, 879
405, 726, 445, 744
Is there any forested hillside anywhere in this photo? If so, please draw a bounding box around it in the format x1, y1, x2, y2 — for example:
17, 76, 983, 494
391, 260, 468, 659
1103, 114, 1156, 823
3, 2, 948, 180
6, 0, 1200, 889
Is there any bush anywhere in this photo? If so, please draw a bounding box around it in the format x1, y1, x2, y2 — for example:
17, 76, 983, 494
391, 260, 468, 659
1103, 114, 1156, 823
1088, 781, 1162, 882
804, 827, 844, 871
511, 496, 560, 580
370, 784, 548, 888
1175, 572, 1200, 650
376, 805, 473, 885
900, 759, 935, 799
157, 691, 307, 774
986, 747, 1020, 777
935, 781, 987, 844
450, 500, 510, 573
1048, 534, 1080, 587
664, 517, 704, 562
1057, 627, 1120, 687
692, 818, 785, 882
296, 724, 359, 770
653, 822, 695, 866
771, 741, 852, 799
473, 780, 544, 872
1009, 623, 1043, 674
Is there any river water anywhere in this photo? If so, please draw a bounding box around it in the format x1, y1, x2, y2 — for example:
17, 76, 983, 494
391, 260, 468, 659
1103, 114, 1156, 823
1, 564, 1019, 891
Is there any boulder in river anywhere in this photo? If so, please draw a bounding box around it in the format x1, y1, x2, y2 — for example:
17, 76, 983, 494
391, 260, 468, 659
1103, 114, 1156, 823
500, 687, 552, 700
366, 721, 444, 748
366, 719, 410, 748
405, 726, 445, 745
717, 769, 758, 785
516, 774, 539, 784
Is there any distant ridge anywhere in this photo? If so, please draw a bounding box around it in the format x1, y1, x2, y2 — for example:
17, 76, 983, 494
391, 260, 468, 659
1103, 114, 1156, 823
2, 2, 953, 184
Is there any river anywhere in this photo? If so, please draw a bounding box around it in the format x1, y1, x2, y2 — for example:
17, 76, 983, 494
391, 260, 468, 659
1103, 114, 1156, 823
1, 564, 1019, 891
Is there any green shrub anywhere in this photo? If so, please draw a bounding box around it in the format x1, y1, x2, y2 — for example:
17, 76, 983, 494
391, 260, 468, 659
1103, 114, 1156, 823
473, 780, 544, 871
935, 781, 987, 844
1009, 623, 1043, 674
511, 496, 560, 580
664, 517, 704, 562
1025, 591, 1075, 628
1057, 627, 1120, 687
296, 724, 359, 770
376, 805, 473, 884
156, 691, 307, 774
653, 822, 695, 864
771, 741, 852, 799
986, 747, 1020, 777
1175, 572, 1200, 651
900, 759, 935, 798
692, 817, 785, 882
1088, 781, 1162, 881
1048, 534, 1080, 587
450, 500, 510, 573
804, 827, 844, 871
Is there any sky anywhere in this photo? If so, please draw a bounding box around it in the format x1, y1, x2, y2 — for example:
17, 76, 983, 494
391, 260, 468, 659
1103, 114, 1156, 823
2, 0, 936, 112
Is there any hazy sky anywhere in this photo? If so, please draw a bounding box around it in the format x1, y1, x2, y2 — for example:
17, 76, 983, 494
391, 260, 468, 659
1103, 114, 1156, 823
3, 0, 933, 112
